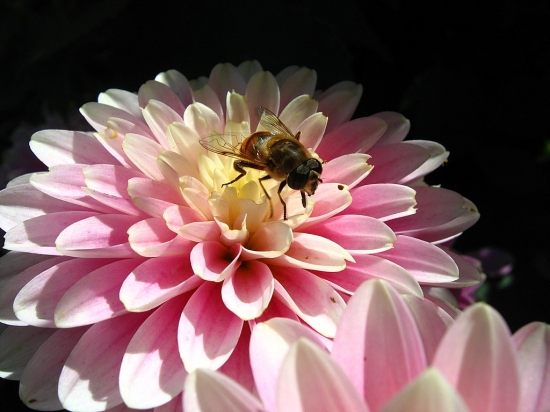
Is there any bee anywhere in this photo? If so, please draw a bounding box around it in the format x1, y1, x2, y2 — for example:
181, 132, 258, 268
199, 107, 323, 220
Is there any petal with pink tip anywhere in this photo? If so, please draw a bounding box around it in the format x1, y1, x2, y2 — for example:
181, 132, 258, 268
20, 327, 88, 411
120, 256, 202, 312
346, 183, 417, 221
120, 296, 188, 408
316, 116, 387, 161
271, 266, 345, 338
438, 248, 483, 288
362, 143, 431, 185
398, 141, 449, 184
303, 215, 396, 254
279, 67, 317, 109
513, 322, 550, 412
314, 254, 423, 297
0, 183, 91, 232
402, 295, 453, 363
83, 187, 148, 217
122, 133, 165, 181
432, 303, 521, 412
271, 232, 353, 272
79, 102, 149, 133
332, 279, 427, 411
278, 339, 369, 412
58, 312, 150, 411
192, 84, 224, 125
380, 368, 469, 412
143, 100, 185, 149
184, 102, 223, 137
0, 256, 70, 325
322, 154, 373, 188
179, 282, 243, 371
369, 112, 411, 147
318, 81, 363, 132
13, 258, 117, 327
0, 326, 56, 379
83, 164, 144, 196
56, 214, 142, 258
30, 130, 118, 167
190, 241, 241, 282
250, 318, 330, 411
128, 177, 185, 212
209, 63, 247, 112
138, 80, 185, 116
374, 235, 459, 284
295, 112, 327, 152
165, 206, 218, 243
54, 258, 145, 327
221, 260, 274, 320
155, 69, 194, 107
128, 217, 194, 257
5, 211, 100, 255
246, 71, 280, 131
98, 88, 142, 120
297, 183, 352, 230
184, 369, 264, 412
279, 95, 319, 134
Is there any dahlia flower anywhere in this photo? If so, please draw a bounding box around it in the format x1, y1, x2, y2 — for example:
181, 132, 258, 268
0, 61, 480, 411
185, 279, 550, 412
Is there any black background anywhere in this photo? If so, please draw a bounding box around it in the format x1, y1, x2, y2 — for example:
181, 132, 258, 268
1, 0, 549, 410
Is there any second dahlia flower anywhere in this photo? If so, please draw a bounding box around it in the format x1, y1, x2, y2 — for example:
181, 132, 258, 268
0, 61, 480, 410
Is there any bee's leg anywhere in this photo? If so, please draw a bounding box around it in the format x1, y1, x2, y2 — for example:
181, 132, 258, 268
300, 190, 307, 208
277, 180, 288, 220
258, 175, 274, 218
295, 130, 302, 141
223, 161, 261, 187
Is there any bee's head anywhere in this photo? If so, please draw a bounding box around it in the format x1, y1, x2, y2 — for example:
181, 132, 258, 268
287, 158, 323, 195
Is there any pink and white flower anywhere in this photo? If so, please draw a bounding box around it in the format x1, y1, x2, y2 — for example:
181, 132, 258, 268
185, 279, 550, 412
0, 61, 480, 410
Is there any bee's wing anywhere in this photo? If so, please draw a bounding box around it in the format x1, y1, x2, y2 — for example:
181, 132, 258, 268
255, 106, 296, 139
199, 133, 265, 164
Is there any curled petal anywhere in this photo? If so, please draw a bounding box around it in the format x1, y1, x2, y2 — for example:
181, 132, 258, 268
179, 282, 243, 371
432, 303, 521, 412
190, 241, 241, 282
242, 221, 293, 259
279, 340, 370, 412
128, 217, 195, 257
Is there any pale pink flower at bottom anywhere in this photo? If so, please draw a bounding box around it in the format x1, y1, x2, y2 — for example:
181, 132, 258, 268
0, 61, 480, 411
184, 279, 550, 412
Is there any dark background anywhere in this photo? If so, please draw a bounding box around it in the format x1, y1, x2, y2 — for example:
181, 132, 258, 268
1, 0, 549, 410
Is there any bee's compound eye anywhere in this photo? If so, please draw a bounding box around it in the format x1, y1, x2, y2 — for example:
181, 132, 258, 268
306, 158, 323, 173
287, 166, 310, 190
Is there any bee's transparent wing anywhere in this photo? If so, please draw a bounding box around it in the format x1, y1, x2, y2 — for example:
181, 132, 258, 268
255, 106, 296, 139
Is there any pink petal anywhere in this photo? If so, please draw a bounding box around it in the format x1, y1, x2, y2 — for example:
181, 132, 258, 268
332, 279, 427, 411
369, 112, 411, 147
98, 88, 142, 120
143, 100, 185, 149
20, 327, 89, 410
164, 205, 219, 242
316, 116, 387, 161
183, 102, 223, 136
295, 112, 327, 152
218, 325, 255, 394
318, 81, 363, 133
54, 258, 145, 327
155, 69, 194, 107
238, 60, 263, 81
314, 254, 423, 297
380, 368, 469, 412
513, 322, 550, 412
179, 282, 243, 371
278, 339, 369, 412
58, 313, 150, 411
120, 297, 188, 409
79, 102, 149, 134
398, 141, 448, 184
0, 256, 69, 325
0, 183, 91, 232
128, 217, 195, 257
153, 393, 183, 412
250, 318, 330, 411
120, 256, 202, 312
191, 84, 223, 126
279, 67, 317, 109
374, 235, 459, 284
432, 303, 521, 412
13, 258, 117, 327
0, 326, 56, 379
271, 232, 353, 272
122, 133, 165, 181
271, 266, 345, 338
209, 63, 247, 113
297, 183, 353, 229
56, 214, 142, 258
128, 177, 185, 215
346, 183, 417, 221
402, 295, 454, 363
242, 221, 293, 259
279, 95, 319, 134
362, 143, 431, 185
30, 129, 118, 167
221, 260, 274, 320
439, 248, 483, 287
83, 164, 143, 197
138, 80, 186, 116
190, 241, 241, 282
94, 118, 142, 168
303, 215, 396, 254
184, 369, 264, 412
322, 154, 373, 188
